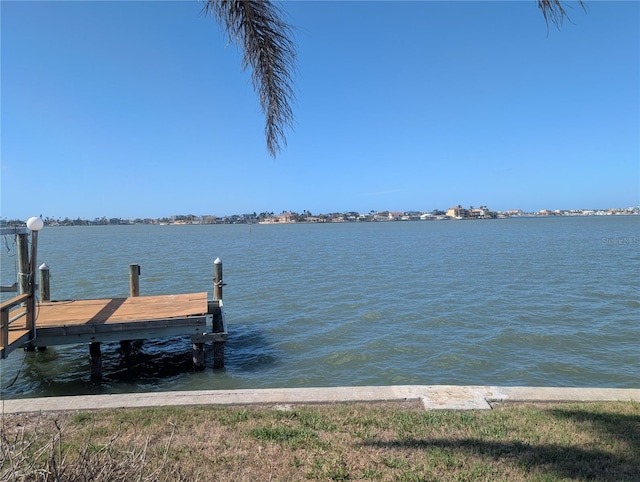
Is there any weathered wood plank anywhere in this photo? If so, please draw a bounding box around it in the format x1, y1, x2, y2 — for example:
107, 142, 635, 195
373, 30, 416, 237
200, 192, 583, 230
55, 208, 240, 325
36, 292, 209, 326
0, 293, 30, 311
37, 316, 207, 337
0, 282, 18, 293
1, 293, 32, 358
33, 322, 208, 346
8, 329, 30, 346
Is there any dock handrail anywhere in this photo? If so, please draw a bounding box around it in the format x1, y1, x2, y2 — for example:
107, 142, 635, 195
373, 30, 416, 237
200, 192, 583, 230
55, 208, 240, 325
1, 293, 32, 357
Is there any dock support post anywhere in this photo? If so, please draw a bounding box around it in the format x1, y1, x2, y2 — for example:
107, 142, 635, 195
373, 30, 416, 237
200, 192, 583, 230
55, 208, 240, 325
192, 342, 205, 370
89, 342, 102, 381
39, 263, 50, 302
16, 234, 31, 350
129, 264, 140, 297
213, 257, 225, 369
122, 264, 141, 352
26, 228, 40, 338
17, 234, 29, 296
37, 263, 50, 351
214, 258, 223, 301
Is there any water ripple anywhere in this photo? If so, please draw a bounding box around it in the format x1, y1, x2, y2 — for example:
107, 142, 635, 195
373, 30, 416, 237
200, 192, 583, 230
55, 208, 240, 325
2, 216, 639, 398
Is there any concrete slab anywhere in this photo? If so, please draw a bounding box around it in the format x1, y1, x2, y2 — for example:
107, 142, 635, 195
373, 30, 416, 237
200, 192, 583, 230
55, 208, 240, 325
488, 386, 640, 403
1, 385, 638, 414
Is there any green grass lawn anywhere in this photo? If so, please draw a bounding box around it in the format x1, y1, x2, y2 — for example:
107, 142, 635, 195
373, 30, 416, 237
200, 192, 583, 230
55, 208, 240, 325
2, 400, 638, 481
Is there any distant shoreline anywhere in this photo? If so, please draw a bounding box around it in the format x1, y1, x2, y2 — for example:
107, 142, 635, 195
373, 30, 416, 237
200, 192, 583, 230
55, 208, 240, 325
2, 208, 638, 228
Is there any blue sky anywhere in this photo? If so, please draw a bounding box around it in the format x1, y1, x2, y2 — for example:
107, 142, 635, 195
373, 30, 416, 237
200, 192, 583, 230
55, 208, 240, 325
1, 1, 638, 220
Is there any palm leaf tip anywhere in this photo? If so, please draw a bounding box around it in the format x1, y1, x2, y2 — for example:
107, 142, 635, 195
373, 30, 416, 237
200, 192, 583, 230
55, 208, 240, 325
538, 0, 587, 29
203, 0, 296, 157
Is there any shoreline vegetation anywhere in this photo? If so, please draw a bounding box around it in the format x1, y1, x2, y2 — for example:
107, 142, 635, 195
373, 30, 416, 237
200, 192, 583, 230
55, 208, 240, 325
2, 205, 639, 228
2, 400, 638, 481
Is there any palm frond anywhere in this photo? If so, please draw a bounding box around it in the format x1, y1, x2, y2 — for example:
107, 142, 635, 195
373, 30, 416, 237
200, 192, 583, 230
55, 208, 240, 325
538, 0, 587, 29
203, 0, 296, 157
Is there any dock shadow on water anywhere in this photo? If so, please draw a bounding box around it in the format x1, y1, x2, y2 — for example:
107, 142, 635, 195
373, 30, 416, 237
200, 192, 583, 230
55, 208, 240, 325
105, 325, 279, 380
3, 338, 202, 397
105, 337, 196, 382
2, 326, 278, 398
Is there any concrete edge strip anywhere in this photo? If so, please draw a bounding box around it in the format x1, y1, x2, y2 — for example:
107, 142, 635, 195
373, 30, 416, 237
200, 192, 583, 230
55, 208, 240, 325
487, 386, 640, 403
2, 385, 639, 414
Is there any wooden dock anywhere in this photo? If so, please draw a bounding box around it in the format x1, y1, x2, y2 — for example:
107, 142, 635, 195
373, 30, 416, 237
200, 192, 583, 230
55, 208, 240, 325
1, 222, 228, 378
1, 291, 219, 351
1, 293, 225, 360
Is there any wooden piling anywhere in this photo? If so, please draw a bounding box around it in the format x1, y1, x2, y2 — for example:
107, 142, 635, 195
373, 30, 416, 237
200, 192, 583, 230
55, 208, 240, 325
213, 258, 223, 301
191, 256, 214, 371
124, 264, 140, 351
192, 342, 205, 370
89, 342, 102, 381
14, 234, 32, 351
213, 258, 225, 369
129, 264, 140, 297
212, 319, 225, 369
36, 263, 50, 351
39, 263, 50, 302
120, 340, 132, 353
17, 233, 29, 295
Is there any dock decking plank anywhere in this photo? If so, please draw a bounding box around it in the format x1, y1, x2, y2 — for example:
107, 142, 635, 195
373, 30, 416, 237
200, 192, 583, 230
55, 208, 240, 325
1, 292, 214, 355
36, 292, 209, 326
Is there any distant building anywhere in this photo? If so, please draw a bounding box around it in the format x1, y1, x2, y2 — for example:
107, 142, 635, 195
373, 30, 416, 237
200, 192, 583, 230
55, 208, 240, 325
505, 209, 523, 216
468, 206, 492, 219
259, 212, 296, 224
446, 205, 468, 219
403, 211, 422, 221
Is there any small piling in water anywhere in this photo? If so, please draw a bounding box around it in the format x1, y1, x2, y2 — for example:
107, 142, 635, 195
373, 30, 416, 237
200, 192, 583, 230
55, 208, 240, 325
121, 264, 141, 352
37, 263, 50, 351
39, 263, 50, 302
89, 342, 102, 381
129, 263, 140, 297
192, 342, 205, 370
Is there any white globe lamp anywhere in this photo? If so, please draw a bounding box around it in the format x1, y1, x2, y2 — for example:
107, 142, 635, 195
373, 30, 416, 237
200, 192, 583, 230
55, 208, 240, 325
26, 216, 44, 231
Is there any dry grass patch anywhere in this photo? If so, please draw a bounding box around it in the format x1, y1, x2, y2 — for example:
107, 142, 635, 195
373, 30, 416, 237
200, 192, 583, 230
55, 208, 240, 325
1, 400, 638, 481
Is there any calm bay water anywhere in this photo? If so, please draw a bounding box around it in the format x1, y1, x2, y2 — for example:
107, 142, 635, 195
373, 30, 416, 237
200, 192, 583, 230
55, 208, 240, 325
1, 216, 639, 399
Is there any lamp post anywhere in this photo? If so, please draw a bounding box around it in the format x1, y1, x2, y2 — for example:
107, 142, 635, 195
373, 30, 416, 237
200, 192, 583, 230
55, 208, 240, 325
26, 216, 44, 335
